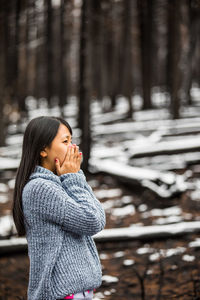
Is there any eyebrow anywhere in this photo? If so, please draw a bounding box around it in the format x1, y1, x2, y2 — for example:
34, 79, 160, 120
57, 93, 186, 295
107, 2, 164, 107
61, 134, 72, 139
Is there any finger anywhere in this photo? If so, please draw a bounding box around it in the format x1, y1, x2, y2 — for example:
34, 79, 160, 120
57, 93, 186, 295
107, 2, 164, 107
63, 144, 71, 162
71, 144, 78, 160
66, 144, 72, 160
74, 145, 79, 158
78, 152, 82, 163
74, 148, 80, 161
55, 158, 60, 174
75, 153, 82, 170
69, 144, 75, 159
72, 144, 78, 153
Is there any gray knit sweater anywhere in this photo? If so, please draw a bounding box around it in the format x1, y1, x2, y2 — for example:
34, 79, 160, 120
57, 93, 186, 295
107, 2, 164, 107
22, 165, 106, 300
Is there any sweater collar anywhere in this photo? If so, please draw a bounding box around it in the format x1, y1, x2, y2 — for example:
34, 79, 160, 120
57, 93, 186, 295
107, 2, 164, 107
29, 165, 61, 185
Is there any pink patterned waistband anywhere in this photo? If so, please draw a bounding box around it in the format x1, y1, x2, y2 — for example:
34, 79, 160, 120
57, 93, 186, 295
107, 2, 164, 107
64, 289, 95, 299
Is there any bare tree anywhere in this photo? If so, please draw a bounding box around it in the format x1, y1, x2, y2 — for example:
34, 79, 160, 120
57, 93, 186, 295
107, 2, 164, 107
120, 0, 134, 118
183, 0, 200, 104
167, 0, 182, 119
90, 0, 103, 102
137, 0, 153, 110
58, 0, 67, 115
78, 0, 91, 172
17, 0, 28, 116
0, 0, 7, 146
46, 0, 53, 107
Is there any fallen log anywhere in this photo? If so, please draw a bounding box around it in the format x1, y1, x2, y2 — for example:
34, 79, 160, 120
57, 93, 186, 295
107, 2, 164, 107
93, 116, 200, 136
1, 221, 200, 254
0, 158, 20, 171
126, 136, 200, 158
94, 221, 200, 242
129, 152, 200, 171
0, 237, 27, 255
89, 158, 190, 198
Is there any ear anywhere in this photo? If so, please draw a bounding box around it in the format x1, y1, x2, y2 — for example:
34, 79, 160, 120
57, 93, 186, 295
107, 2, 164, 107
40, 149, 47, 158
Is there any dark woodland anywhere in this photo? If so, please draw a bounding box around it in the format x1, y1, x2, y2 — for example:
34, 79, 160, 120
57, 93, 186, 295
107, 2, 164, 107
0, 0, 200, 157
1, 1, 200, 299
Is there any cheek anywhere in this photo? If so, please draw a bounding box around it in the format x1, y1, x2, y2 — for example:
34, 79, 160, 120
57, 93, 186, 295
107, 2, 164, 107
57, 146, 68, 163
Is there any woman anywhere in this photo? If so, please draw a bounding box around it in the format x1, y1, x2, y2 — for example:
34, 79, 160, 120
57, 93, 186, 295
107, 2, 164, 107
12, 116, 106, 300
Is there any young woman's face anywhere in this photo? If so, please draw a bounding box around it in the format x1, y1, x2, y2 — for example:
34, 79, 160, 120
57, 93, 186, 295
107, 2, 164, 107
40, 123, 73, 172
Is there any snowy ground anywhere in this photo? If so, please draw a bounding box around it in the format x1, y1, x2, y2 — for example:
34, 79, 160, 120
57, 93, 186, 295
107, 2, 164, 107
1, 88, 200, 299
1, 89, 200, 237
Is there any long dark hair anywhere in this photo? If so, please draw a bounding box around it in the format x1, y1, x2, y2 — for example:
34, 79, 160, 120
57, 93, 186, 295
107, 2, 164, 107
12, 116, 72, 237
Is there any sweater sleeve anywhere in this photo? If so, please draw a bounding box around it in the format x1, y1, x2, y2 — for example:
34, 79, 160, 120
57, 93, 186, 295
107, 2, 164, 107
64, 169, 103, 210
60, 171, 106, 233
27, 175, 106, 236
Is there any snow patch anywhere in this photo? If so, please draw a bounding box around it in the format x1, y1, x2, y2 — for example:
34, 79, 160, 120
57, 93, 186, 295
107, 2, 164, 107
149, 247, 186, 261
153, 215, 183, 225
0, 183, 9, 193
113, 251, 125, 258
182, 254, 195, 262
94, 188, 122, 199
190, 190, 200, 201
142, 206, 182, 218
121, 195, 133, 204
136, 246, 155, 255
111, 204, 135, 217
93, 292, 105, 299
104, 291, 111, 296
100, 253, 109, 260
138, 204, 148, 212
0, 194, 9, 204
101, 199, 115, 210
8, 178, 15, 189
102, 275, 119, 283
0, 158, 20, 171
189, 238, 200, 248
123, 259, 135, 266
0, 215, 14, 236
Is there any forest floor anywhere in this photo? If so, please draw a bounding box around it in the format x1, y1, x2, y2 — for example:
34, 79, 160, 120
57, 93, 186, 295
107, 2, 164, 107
1, 95, 200, 299
1, 170, 200, 300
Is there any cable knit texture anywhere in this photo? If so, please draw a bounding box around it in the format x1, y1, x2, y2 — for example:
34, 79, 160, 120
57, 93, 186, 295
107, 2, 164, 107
22, 165, 106, 300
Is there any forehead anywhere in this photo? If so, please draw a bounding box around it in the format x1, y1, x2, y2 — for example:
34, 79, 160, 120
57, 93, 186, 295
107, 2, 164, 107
56, 123, 71, 138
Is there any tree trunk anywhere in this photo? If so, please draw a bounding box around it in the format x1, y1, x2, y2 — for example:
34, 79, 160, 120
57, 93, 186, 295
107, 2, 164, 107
78, 0, 91, 172
104, 1, 119, 111
138, 0, 153, 110
34, 0, 44, 101
109, 2, 119, 110
46, 0, 53, 107
90, 1, 103, 101
120, 0, 134, 118
167, 0, 182, 119
25, 0, 36, 98
14, 0, 20, 104
17, 0, 28, 116
183, 0, 200, 105
59, 0, 67, 115
0, 0, 7, 146
100, 2, 110, 110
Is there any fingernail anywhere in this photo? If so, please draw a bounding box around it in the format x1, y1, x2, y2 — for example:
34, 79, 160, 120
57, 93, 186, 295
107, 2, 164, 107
80, 152, 82, 155
55, 158, 58, 162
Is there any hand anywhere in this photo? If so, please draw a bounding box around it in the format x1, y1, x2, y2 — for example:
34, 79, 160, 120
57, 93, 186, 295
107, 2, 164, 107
55, 144, 82, 175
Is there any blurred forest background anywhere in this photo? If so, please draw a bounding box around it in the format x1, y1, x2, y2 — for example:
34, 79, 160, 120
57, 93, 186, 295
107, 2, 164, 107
2, 1, 200, 299
0, 0, 200, 171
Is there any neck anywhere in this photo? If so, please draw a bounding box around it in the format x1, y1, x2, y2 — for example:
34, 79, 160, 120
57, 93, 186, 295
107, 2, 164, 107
40, 161, 56, 175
